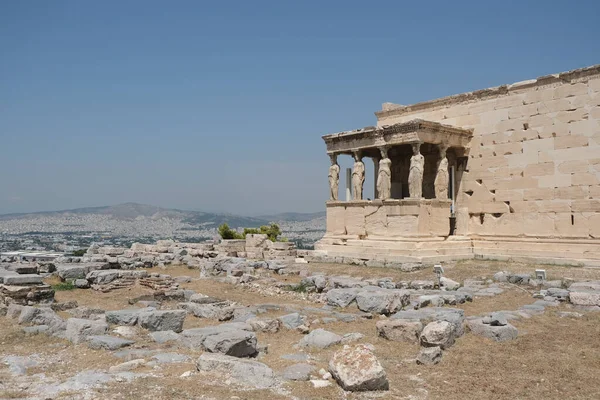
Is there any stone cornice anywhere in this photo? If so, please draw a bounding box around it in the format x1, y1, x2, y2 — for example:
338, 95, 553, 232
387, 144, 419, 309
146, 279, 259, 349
375, 64, 600, 119
322, 119, 473, 154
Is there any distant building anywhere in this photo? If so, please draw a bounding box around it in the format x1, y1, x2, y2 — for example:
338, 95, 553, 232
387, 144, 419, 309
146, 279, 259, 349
0, 251, 63, 262
316, 65, 600, 266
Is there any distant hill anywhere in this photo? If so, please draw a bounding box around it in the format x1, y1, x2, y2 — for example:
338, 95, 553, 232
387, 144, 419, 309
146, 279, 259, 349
257, 211, 326, 222
0, 203, 324, 228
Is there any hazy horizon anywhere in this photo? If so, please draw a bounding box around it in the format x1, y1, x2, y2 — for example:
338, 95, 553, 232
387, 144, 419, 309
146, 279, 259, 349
2, 1, 600, 215
0, 201, 327, 218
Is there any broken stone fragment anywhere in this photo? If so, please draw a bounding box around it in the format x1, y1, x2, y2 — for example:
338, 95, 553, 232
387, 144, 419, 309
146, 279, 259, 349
420, 321, 456, 350
329, 344, 389, 392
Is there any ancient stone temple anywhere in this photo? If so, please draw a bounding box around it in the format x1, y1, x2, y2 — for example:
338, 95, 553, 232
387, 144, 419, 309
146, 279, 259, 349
316, 65, 600, 266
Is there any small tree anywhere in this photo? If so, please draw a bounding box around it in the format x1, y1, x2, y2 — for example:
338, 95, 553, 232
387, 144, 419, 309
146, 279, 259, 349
243, 223, 286, 242
218, 223, 244, 240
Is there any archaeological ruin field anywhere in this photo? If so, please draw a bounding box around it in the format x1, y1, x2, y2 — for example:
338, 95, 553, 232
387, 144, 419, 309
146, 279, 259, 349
2, 239, 600, 399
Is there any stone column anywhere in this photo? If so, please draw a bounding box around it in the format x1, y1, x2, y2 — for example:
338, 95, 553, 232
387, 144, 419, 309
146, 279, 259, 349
351, 151, 365, 200
434, 146, 449, 199
373, 155, 380, 199
376, 146, 392, 200
345, 168, 352, 201
408, 143, 424, 198
327, 153, 340, 201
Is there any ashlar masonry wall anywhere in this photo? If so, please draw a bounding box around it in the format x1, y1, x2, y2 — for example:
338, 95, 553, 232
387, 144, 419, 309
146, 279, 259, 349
375, 66, 600, 262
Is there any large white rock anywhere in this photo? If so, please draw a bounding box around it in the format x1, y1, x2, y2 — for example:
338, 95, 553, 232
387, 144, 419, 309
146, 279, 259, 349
466, 318, 518, 342
569, 290, 600, 306
329, 344, 388, 392
420, 320, 455, 349
298, 329, 342, 349
355, 288, 410, 315
376, 319, 423, 343
138, 310, 186, 333
196, 353, 278, 389
65, 318, 108, 344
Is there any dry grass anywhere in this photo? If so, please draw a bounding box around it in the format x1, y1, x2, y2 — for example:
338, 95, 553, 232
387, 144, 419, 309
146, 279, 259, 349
3, 260, 599, 399
306, 258, 600, 284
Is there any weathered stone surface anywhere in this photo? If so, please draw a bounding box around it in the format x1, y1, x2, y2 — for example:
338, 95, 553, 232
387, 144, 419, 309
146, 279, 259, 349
182, 323, 258, 357
467, 318, 518, 342
3, 275, 43, 285
65, 318, 108, 344
87, 335, 134, 350
355, 288, 410, 315
152, 353, 190, 364
196, 353, 278, 389
138, 310, 186, 332
341, 332, 364, 344
202, 329, 258, 357
326, 288, 360, 308
56, 263, 107, 280
376, 319, 423, 343
440, 277, 460, 290
391, 307, 465, 337
329, 344, 388, 392
246, 317, 281, 333
281, 363, 315, 381
106, 309, 147, 326
109, 359, 146, 373
482, 312, 508, 326
298, 329, 342, 349
149, 330, 181, 344
74, 279, 90, 289
2, 355, 39, 375
420, 321, 455, 349
416, 346, 442, 365
569, 290, 600, 306
277, 313, 305, 329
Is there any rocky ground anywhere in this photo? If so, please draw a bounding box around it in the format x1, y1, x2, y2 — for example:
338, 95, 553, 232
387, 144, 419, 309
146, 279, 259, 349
2, 253, 600, 399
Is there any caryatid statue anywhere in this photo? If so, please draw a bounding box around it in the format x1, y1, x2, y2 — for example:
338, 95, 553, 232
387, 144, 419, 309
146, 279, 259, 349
376, 147, 392, 200
408, 143, 425, 198
328, 154, 340, 201
351, 151, 365, 200
434, 146, 449, 199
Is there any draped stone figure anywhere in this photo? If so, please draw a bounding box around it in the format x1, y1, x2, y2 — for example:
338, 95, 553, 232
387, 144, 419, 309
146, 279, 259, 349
434, 149, 449, 199
376, 148, 392, 200
352, 152, 365, 200
408, 143, 425, 198
328, 154, 340, 201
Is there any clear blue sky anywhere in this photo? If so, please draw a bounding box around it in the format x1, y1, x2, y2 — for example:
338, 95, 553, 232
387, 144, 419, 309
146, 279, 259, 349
1, 0, 599, 215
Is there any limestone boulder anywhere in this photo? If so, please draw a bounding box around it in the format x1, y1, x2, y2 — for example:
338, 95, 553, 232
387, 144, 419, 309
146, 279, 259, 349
416, 346, 442, 365
196, 353, 278, 389
376, 319, 423, 343
355, 289, 410, 315
65, 318, 108, 344
246, 317, 281, 333
420, 321, 455, 349
277, 313, 305, 329
181, 323, 258, 357
138, 310, 186, 333
440, 277, 461, 290
326, 288, 360, 308
467, 318, 518, 342
87, 335, 135, 350
329, 344, 388, 392
281, 363, 315, 381
569, 290, 600, 307
106, 309, 148, 326
298, 328, 342, 349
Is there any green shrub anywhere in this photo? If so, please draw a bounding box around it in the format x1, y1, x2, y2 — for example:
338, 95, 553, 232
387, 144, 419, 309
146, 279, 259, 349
71, 249, 86, 257
243, 223, 286, 242
52, 281, 75, 291
218, 223, 244, 240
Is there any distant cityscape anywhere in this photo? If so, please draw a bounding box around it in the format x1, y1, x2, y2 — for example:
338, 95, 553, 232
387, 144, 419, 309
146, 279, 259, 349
0, 203, 326, 253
